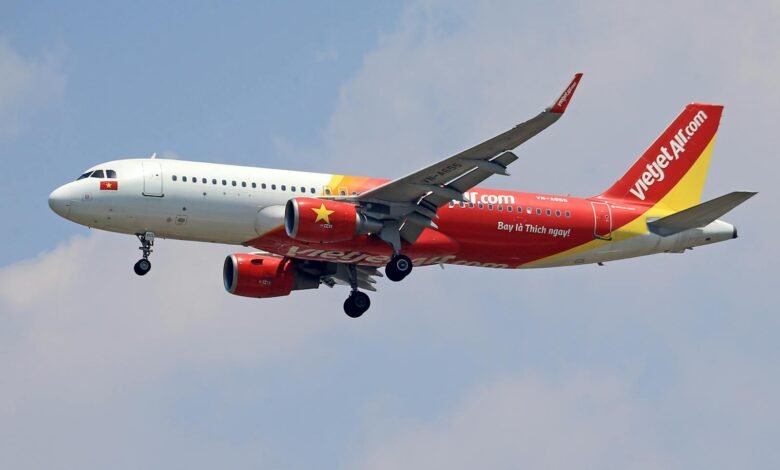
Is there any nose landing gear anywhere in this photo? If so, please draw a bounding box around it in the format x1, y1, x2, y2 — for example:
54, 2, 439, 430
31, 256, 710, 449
134, 232, 155, 276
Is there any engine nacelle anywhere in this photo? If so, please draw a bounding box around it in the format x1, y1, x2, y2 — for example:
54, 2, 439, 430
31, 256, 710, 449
284, 197, 381, 243
223, 253, 319, 298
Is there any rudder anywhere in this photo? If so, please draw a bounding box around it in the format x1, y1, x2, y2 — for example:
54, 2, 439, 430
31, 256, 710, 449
598, 103, 724, 211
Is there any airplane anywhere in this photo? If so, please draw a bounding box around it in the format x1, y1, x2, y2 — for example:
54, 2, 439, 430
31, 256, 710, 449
48, 73, 756, 318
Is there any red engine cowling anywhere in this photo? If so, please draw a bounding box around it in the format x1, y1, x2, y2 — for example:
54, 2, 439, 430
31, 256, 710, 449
285, 197, 380, 243
223, 253, 318, 298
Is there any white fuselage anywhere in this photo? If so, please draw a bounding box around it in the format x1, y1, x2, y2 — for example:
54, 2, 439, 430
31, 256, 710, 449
49, 158, 338, 245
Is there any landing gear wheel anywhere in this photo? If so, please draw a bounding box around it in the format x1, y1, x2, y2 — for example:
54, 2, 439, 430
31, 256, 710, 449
344, 291, 371, 318
385, 254, 412, 282
134, 259, 151, 276
134, 232, 155, 277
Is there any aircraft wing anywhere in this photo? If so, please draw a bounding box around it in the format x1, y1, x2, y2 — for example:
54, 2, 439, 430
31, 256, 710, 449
355, 73, 583, 244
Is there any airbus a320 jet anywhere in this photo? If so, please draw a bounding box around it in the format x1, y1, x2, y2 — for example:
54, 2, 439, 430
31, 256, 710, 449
49, 74, 755, 317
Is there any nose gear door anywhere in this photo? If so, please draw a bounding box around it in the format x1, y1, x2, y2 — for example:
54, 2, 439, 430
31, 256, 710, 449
142, 160, 164, 197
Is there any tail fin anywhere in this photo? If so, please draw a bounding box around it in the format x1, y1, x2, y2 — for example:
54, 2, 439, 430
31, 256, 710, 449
598, 103, 724, 210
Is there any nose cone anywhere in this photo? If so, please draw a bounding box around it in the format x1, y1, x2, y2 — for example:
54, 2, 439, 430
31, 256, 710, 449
48, 185, 72, 218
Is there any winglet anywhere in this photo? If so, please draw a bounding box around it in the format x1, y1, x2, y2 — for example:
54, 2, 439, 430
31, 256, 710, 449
548, 73, 583, 114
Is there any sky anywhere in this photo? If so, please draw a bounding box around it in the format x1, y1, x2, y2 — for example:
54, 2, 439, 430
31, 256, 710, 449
0, 0, 778, 468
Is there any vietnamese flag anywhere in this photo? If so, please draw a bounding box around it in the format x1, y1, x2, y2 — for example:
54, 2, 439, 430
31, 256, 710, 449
100, 180, 118, 191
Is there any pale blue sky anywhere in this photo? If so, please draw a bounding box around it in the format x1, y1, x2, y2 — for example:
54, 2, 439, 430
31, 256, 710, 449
1, 1, 778, 469
0, 0, 403, 264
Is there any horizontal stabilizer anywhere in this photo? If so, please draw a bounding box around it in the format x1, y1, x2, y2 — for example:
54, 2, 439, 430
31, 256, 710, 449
648, 191, 757, 236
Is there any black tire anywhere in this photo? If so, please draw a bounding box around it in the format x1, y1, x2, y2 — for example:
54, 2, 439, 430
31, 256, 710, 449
385, 254, 412, 282
134, 259, 151, 276
344, 291, 370, 318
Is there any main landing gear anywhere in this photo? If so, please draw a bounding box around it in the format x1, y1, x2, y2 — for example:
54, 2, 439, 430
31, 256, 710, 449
133, 232, 155, 276
343, 264, 371, 318
342, 254, 412, 318
385, 254, 412, 282
344, 291, 371, 318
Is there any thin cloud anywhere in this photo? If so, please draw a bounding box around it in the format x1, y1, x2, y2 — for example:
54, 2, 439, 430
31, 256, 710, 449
0, 38, 66, 141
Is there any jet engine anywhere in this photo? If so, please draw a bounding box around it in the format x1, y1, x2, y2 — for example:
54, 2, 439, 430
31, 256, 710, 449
223, 253, 319, 298
284, 197, 381, 243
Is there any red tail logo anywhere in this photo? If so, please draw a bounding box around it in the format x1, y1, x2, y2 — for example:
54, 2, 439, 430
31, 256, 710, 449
599, 103, 723, 208
628, 109, 709, 201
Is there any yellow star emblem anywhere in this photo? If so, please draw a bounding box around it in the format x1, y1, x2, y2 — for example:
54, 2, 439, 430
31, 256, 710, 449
105, 182, 112, 189
312, 203, 335, 224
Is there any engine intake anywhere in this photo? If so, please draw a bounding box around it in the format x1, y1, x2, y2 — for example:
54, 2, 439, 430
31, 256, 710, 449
223, 253, 319, 298
284, 197, 381, 243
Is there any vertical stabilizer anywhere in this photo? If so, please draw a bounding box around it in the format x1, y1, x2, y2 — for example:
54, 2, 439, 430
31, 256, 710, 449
598, 104, 723, 210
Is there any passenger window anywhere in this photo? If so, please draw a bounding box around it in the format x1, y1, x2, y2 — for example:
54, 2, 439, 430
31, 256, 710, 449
106, 170, 117, 178
242, 182, 246, 187
536, 208, 542, 215
310, 188, 315, 194
488, 204, 493, 210
449, 202, 455, 208
212, 179, 217, 185
498, 205, 503, 211
193, 177, 197, 184
252, 182, 256, 188
291, 186, 296, 192
324, 187, 332, 195
507, 206, 513, 212
232, 181, 237, 186
262, 183, 267, 189
183, 176, 188, 182
271, 184, 276, 190
202, 178, 207, 184
565, 211, 571, 218
172, 175, 177, 181
469, 203, 474, 208
546, 209, 551, 216
222, 179, 227, 186
478, 203, 484, 209
526, 207, 532, 214
556, 210, 561, 217
459, 202, 465, 208
281, 185, 286, 191
91, 170, 105, 178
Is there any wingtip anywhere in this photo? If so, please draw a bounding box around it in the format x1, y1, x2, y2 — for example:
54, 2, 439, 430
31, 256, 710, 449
548, 73, 583, 114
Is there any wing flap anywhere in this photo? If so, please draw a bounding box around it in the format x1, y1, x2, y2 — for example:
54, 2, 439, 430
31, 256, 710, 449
323, 264, 383, 292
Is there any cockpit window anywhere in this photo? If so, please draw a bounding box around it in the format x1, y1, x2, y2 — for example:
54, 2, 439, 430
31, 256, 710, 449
90, 170, 105, 178
77, 171, 93, 180
106, 169, 117, 178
